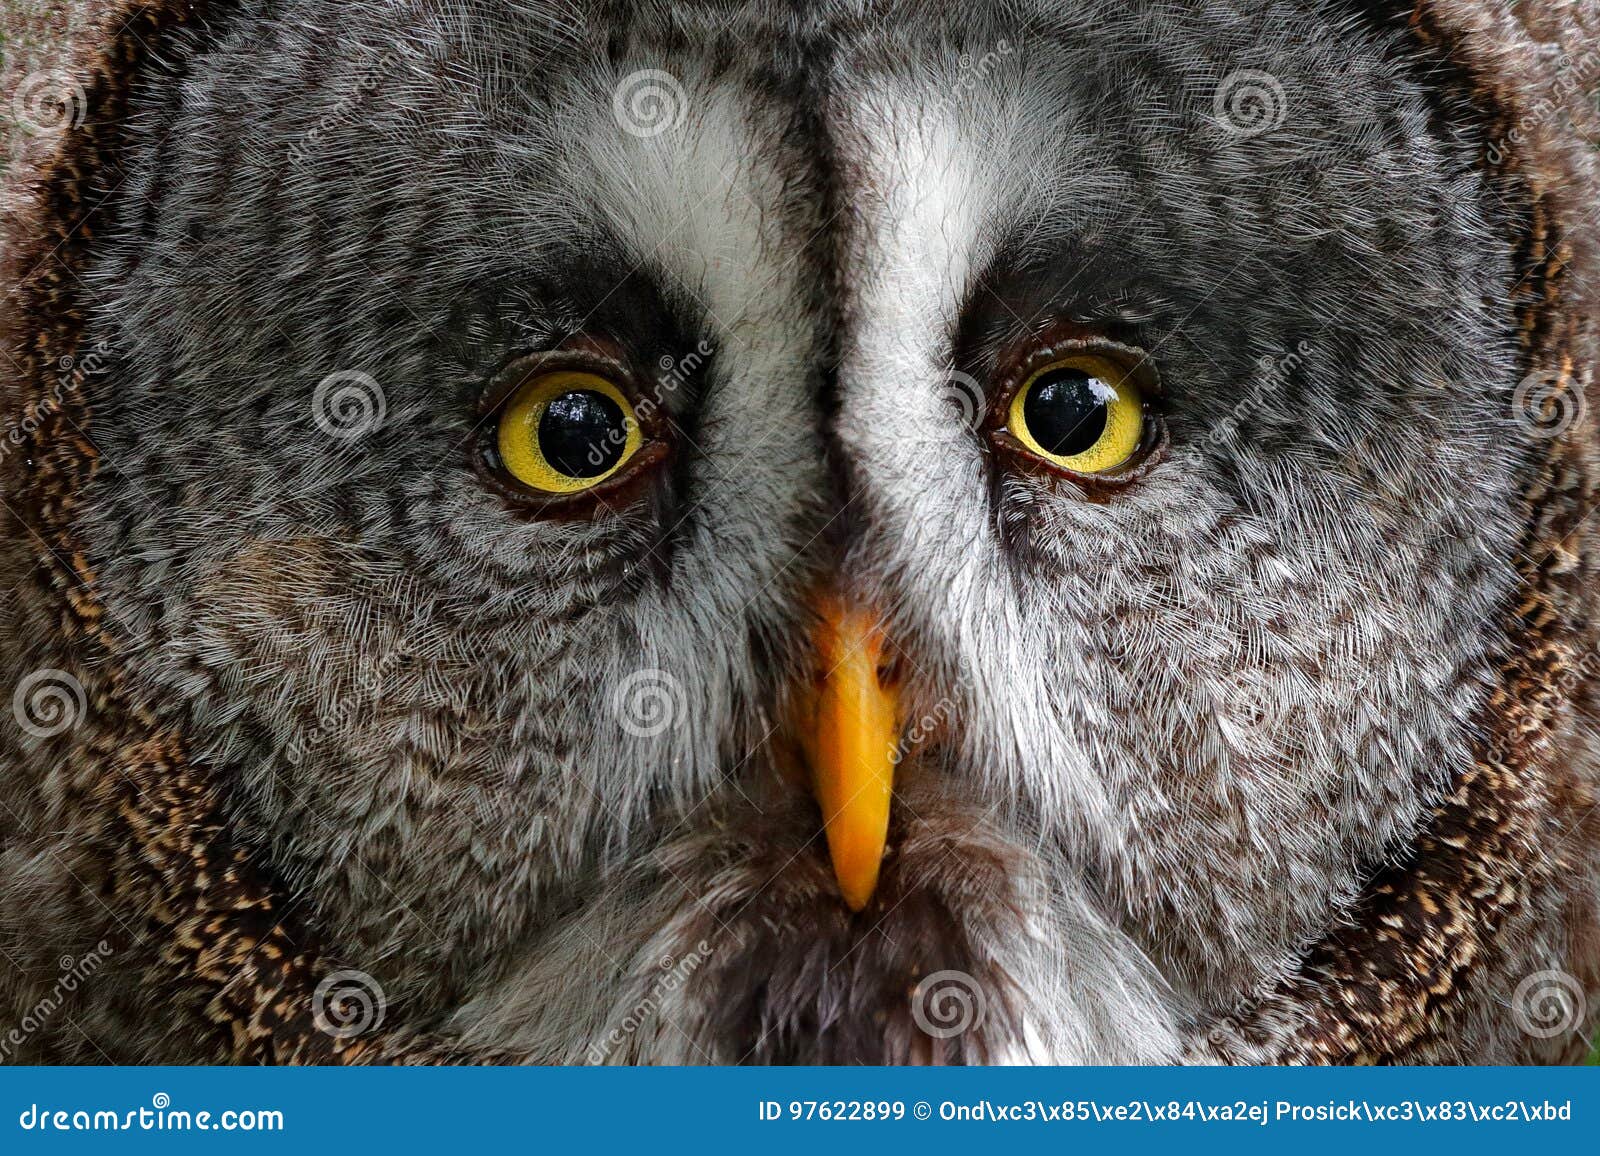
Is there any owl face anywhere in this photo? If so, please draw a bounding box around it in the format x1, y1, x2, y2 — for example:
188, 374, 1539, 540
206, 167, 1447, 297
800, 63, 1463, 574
76, 0, 1531, 1061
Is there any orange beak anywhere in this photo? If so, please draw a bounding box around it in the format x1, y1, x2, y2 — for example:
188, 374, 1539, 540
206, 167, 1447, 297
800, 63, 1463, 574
802, 597, 898, 912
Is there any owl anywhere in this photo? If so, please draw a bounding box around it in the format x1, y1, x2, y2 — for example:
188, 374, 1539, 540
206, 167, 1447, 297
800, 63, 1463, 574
0, 0, 1597, 1066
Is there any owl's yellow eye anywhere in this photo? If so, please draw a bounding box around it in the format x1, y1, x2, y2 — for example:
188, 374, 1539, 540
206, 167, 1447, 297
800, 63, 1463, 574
1005, 355, 1145, 474
495, 370, 642, 494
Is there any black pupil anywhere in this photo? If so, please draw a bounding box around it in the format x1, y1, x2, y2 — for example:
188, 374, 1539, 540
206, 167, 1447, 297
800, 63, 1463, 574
1022, 368, 1111, 457
538, 390, 627, 478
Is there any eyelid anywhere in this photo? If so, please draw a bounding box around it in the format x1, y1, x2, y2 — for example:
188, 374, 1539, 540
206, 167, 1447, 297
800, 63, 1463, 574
983, 334, 1162, 430
479, 344, 652, 424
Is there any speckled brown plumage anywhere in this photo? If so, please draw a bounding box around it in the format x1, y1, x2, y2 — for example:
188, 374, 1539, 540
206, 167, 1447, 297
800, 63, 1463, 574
0, 0, 491, 1065
1202, 0, 1600, 1063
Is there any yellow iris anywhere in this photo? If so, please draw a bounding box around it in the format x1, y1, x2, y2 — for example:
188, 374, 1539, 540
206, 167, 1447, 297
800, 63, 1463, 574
496, 370, 641, 494
1006, 356, 1145, 474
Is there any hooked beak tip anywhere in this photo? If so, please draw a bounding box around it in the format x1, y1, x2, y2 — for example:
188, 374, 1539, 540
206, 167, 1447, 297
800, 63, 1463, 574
802, 597, 898, 912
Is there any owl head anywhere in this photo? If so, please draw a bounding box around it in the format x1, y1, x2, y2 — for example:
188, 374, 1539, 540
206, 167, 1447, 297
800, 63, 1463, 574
0, 0, 1597, 1065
